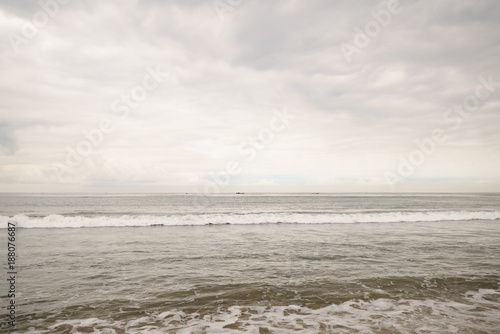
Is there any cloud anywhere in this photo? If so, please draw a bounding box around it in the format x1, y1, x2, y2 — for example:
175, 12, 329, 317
0, 123, 18, 155
0, 0, 499, 192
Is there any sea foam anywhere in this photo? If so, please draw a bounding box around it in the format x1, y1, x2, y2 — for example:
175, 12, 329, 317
1, 210, 499, 228
42, 289, 500, 333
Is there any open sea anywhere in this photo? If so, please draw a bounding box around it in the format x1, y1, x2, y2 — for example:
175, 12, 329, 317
1, 193, 499, 333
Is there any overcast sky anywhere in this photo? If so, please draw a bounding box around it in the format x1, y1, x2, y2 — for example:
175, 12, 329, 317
1, 0, 499, 193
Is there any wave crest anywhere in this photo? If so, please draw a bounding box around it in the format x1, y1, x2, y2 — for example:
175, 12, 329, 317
1, 211, 499, 228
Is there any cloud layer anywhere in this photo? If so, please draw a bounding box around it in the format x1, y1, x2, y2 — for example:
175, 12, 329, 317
1, 0, 499, 192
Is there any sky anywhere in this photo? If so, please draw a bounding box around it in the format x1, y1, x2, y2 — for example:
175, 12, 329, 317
0, 0, 499, 193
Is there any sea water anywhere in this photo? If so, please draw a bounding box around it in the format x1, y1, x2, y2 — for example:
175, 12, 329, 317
0, 193, 499, 333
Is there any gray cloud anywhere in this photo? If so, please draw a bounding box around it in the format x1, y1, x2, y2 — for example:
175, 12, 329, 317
0, 123, 18, 155
0, 0, 499, 192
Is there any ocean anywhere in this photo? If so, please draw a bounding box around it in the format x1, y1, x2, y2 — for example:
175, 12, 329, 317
1, 193, 499, 333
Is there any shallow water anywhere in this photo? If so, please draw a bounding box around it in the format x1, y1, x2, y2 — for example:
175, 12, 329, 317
2, 221, 498, 333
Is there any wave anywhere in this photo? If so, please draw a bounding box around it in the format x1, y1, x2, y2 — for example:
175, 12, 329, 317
1, 210, 499, 228
32, 289, 500, 333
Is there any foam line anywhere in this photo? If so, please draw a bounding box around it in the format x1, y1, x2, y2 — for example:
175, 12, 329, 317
1, 211, 499, 228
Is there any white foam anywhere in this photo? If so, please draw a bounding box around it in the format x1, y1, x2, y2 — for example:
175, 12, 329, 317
1, 210, 499, 229
47, 318, 121, 334
26, 290, 500, 333
464, 288, 500, 304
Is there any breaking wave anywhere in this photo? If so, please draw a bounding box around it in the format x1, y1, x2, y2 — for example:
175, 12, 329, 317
1, 210, 499, 228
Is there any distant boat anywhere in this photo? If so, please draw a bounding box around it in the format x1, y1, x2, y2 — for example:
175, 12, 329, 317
236, 192, 244, 194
